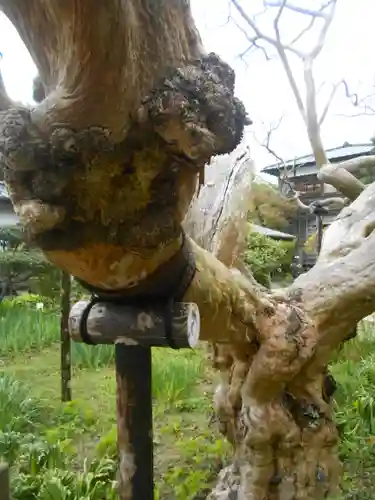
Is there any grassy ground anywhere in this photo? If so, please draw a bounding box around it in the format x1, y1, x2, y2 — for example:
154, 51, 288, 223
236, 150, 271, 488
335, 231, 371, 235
1, 298, 375, 498
1, 346, 227, 499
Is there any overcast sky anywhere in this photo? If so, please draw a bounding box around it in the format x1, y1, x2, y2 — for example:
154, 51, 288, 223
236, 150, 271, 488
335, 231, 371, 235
0, 0, 374, 173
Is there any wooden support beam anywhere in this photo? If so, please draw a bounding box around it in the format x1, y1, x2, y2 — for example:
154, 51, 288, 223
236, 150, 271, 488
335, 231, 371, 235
69, 300, 200, 348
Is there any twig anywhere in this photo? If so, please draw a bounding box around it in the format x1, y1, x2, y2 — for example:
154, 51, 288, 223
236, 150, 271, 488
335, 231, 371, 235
264, 0, 335, 18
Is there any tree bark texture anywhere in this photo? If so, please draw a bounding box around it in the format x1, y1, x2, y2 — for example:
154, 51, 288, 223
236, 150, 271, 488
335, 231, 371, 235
1, 1, 375, 499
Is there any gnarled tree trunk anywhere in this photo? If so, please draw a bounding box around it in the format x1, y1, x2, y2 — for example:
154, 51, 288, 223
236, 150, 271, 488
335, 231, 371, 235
1, 1, 375, 499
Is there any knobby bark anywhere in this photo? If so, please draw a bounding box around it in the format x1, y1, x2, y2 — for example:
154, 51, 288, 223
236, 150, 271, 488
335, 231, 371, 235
1, 1, 375, 499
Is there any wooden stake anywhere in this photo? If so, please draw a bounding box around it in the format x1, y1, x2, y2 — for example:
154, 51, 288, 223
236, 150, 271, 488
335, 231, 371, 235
0, 463, 10, 500
60, 271, 72, 402
116, 344, 153, 500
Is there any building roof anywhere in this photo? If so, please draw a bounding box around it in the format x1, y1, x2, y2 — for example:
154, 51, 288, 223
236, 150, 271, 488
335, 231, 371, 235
262, 142, 374, 177
252, 223, 295, 241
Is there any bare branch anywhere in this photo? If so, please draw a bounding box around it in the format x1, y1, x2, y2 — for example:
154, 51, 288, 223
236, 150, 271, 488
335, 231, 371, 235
318, 82, 340, 126
231, 0, 303, 57
318, 79, 359, 126
264, 0, 334, 18
273, 0, 288, 29
232, 16, 272, 61
289, 15, 317, 45
303, 57, 327, 167
262, 118, 285, 163
238, 43, 271, 62
255, 122, 312, 211
231, 0, 278, 47
309, 0, 337, 60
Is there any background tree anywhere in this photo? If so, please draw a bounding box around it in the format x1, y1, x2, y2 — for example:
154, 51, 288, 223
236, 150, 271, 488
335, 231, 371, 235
0, 226, 54, 297
2, 1, 375, 499
230, 0, 375, 202
248, 179, 296, 230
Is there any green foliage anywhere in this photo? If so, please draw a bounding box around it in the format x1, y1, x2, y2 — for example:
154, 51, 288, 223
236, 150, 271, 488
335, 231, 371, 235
243, 230, 294, 286
248, 179, 296, 230
329, 332, 375, 498
0, 298, 59, 355
0, 348, 213, 500
0, 373, 117, 499
3, 293, 56, 309
0, 226, 55, 295
3, 297, 375, 498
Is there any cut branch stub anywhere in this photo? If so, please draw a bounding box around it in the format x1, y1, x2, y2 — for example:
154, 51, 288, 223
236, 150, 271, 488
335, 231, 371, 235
69, 300, 200, 349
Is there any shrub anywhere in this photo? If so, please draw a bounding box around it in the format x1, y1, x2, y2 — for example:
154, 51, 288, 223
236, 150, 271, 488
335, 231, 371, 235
243, 230, 294, 286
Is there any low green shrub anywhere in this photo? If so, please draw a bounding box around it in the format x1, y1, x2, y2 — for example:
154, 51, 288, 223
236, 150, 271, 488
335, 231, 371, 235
243, 230, 294, 287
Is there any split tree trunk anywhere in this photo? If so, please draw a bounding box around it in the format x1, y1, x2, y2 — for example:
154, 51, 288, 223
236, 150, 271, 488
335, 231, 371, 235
1, 2, 375, 499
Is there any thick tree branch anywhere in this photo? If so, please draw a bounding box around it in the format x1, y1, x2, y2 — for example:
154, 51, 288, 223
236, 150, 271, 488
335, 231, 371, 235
309, 1, 337, 60
303, 58, 327, 167
292, 182, 375, 335
1, 0, 205, 140
317, 156, 375, 201
0, 0, 250, 338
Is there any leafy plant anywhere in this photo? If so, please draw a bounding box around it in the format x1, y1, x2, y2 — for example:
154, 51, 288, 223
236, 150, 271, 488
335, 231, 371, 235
0, 226, 54, 296
243, 230, 294, 286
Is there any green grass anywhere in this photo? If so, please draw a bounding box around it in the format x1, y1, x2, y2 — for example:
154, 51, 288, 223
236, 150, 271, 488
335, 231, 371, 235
0, 303, 59, 355
2, 299, 375, 498
330, 335, 375, 499
1, 345, 222, 499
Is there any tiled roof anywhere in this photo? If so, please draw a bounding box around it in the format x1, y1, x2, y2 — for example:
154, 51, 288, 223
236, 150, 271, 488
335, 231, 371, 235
252, 223, 295, 241
262, 143, 374, 176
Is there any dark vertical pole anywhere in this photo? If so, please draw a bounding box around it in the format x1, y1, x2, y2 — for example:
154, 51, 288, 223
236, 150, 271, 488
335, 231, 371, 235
316, 214, 323, 255
0, 463, 10, 500
60, 271, 72, 402
115, 344, 154, 500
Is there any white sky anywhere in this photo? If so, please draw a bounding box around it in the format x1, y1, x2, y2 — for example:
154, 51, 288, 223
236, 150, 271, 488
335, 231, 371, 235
1, 0, 374, 173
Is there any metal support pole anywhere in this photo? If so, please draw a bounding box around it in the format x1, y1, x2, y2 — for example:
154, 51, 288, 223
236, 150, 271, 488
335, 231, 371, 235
115, 344, 154, 500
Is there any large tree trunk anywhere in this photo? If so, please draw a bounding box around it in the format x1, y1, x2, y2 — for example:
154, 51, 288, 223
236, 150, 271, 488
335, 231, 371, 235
1, 2, 375, 499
